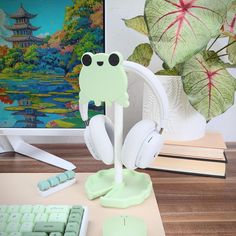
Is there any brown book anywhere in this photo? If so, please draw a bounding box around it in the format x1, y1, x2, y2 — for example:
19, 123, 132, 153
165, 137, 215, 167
165, 133, 226, 149
149, 133, 227, 177
160, 133, 227, 162
149, 155, 226, 178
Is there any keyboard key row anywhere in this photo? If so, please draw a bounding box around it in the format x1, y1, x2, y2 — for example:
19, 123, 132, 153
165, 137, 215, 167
0, 206, 71, 214
0, 233, 77, 236
0, 213, 69, 223
0, 205, 86, 236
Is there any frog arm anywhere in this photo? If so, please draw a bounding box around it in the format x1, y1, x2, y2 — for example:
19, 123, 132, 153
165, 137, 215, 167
116, 92, 129, 107
79, 91, 90, 104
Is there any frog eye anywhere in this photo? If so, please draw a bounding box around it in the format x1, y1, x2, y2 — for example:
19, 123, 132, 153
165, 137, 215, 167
108, 53, 120, 66
82, 53, 92, 66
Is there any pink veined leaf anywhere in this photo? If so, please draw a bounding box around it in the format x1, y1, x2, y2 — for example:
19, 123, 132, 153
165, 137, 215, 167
224, 1, 236, 35
225, 2, 236, 64
154, 0, 220, 58
145, 0, 229, 68
230, 15, 236, 33
182, 52, 235, 120
195, 58, 225, 117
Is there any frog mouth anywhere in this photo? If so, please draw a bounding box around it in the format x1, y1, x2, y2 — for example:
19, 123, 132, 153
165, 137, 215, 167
97, 61, 104, 66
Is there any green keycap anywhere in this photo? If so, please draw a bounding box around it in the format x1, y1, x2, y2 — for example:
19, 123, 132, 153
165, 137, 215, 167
0, 205, 7, 213
0, 232, 8, 236
20, 205, 32, 214
65, 222, 79, 234
9, 232, 22, 236
68, 213, 82, 224
34, 222, 65, 233
34, 213, 48, 223
22, 213, 35, 222
70, 206, 84, 215
46, 206, 70, 214
64, 171, 75, 180
0, 213, 9, 223
47, 177, 59, 187
71, 205, 84, 214
7, 205, 20, 213
38, 180, 50, 191
20, 222, 34, 232
48, 213, 68, 223
6, 222, 20, 232
71, 205, 82, 210
0, 222, 7, 231
32, 205, 45, 214
22, 233, 47, 236
64, 233, 76, 236
49, 233, 62, 236
8, 213, 22, 223
56, 173, 67, 183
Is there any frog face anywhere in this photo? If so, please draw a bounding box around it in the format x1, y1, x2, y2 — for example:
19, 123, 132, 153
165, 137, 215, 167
81, 52, 123, 68
79, 52, 129, 107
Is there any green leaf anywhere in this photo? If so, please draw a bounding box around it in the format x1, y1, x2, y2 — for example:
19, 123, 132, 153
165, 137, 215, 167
182, 51, 236, 121
123, 16, 148, 35
155, 69, 179, 76
128, 43, 153, 67
144, 0, 230, 68
156, 62, 183, 75
227, 37, 236, 64
224, 1, 236, 35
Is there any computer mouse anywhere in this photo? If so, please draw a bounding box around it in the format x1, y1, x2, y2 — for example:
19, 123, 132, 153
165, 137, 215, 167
103, 215, 147, 236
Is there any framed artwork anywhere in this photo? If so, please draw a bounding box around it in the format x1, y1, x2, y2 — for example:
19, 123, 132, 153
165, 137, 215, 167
0, 0, 105, 128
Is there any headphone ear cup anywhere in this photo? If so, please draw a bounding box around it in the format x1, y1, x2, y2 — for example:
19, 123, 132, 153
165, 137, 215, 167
136, 131, 163, 168
85, 115, 114, 165
84, 126, 101, 161
121, 120, 163, 169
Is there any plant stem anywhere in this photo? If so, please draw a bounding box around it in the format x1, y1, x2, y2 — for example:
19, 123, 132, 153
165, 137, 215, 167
206, 53, 228, 61
207, 35, 221, 51
215, 40, 236, 54
218, 53, 228, 58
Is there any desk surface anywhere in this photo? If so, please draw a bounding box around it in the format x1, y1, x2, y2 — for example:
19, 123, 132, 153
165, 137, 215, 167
0, 173, 165, 236
1, 143, 236, 236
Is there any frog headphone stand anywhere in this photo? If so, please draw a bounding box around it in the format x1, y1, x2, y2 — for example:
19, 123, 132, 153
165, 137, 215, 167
79, 57, 168, 208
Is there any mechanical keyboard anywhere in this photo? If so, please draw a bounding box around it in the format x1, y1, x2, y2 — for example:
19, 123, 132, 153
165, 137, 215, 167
0, 205, 88, 236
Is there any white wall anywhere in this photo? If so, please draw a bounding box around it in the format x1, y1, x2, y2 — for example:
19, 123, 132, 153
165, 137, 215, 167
106, 0, 236, 142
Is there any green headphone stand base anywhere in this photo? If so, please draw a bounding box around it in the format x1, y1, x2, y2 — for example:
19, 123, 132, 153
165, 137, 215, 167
85, 168, 152, 208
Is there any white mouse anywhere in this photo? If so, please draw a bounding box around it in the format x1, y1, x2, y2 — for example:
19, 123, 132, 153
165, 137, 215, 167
103, 215, 147, 236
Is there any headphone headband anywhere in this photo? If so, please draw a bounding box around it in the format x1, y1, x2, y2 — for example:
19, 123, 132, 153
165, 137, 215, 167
79, 61, 168, 129
123, 61, 168, 129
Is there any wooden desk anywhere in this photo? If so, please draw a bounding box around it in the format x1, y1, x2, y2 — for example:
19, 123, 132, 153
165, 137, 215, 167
0, 143, 236, 236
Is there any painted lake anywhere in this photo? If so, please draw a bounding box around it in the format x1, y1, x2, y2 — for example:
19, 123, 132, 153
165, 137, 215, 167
0, 76, 104, 128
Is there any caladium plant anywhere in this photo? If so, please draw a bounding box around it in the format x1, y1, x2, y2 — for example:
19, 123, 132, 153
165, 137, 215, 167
124, 0, 236, 121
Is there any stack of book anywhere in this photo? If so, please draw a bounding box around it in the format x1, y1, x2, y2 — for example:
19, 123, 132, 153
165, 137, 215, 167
150, 133, 227, 178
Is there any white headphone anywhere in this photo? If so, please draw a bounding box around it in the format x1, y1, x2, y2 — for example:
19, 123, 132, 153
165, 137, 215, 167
79, 60, 168, 170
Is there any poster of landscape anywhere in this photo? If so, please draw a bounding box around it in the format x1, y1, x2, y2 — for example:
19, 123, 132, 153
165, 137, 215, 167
0, 0, 104, 128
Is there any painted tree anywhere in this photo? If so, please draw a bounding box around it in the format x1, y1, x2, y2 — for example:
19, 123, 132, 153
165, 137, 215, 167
4, 48, 23, 68
23, 45, 39, 65
63, 0, 103, 52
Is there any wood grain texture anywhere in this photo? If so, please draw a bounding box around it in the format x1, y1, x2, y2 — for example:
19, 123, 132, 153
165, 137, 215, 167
0, 143, 236, 236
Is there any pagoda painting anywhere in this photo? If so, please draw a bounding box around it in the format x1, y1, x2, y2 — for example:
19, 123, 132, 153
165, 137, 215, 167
0, 0, 105, 129
2, 4, 43, 48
